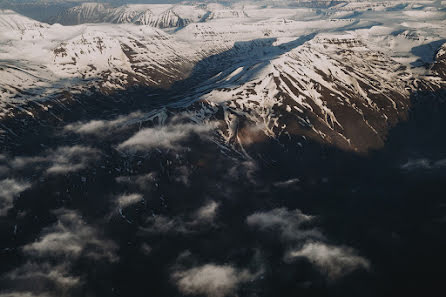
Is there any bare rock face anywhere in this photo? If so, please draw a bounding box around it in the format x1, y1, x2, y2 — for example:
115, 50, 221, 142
432, 43, 446, 80
182, 35, 413, 153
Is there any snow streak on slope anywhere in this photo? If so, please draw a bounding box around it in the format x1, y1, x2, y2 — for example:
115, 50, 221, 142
51, 3, 208, 28
1, 1, 446, 152
0, 11, 201, 117
0, 9, 47, 30
174, 34, 413, 152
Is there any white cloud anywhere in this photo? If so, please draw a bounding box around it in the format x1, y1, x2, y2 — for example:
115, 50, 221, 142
0, 292, 51, 297
286, 242, 370, 279
23, 209, 117, 261
142, 215, 188, 234
401, 158, 446, 171
193, 201, 219, 224
116, 193, 143, 208
0, 179, 31, 216
5, 262, 80, 288
1, 209, 117, 297
142, 201, 220, 234
273, 178, 300, 188
45, 146, 100, 174
246, 208, 324, 242
9, 156, 46, 170
11, 146, 100, 175
172, 264, 257, 297
116, 172, 158, 190
118, 122, 216, 151
64, 112, 143, 135
247, 208, 370, 280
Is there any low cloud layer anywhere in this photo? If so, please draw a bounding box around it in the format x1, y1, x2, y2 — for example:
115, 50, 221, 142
116, 172, 159, 191
2, 209, 117, 297
0, 292, 51, 297
172, 264, 257, 297
4, 262, 80, 291
247, 207, 324, 242
118, 122, 216, 151
116, 193, 143, 209
142, 200, 220, 234
193, 201, 219, 224
142, 214, 189, 234
247, 208, 369, 280
65, 112, 143, 136
11, 145, 100, 175
401, 158, 446, 171
23, 209, 117, 261
0, 179, 31, 216
273, 178, 300, 188
286, 242, 370, 279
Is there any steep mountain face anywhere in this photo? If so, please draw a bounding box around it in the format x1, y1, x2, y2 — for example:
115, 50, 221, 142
0, 11, 202, 117
433, 44, 446, 79
204, 8, 248, 20
48, 26, 197, 90
182, 34, 414, 152
0, 9, 47, 30
51, 2, 108, 25
50, 3, 207, 28
1, 3, 446, 153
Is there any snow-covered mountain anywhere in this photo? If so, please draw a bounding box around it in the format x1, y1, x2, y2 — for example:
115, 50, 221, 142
433, 43, 446, 79
0, 8, 47, 30
1, 1, 446, 152
50, 3, 210, 28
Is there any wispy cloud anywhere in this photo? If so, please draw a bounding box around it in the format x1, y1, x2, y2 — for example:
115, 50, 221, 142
172, 264, 258, 297
45, 146, 100, 174
64, 112, 143, 135
115, 193, 143, 209
4, 262, 80, 290
142, 200, 221, 234
116, 172, 159, 191
23, 209, 117, 261
118, 122, 216, 151
193, 201, 219, 224
2, 209, 117, 297
0, 179, 31, 216
247, 207, 324, 242
401, 158, 446, 171
285, 242, 370, 279
0, 292, 51, 297
247, 208, 369, 280
11, 145, 100, 175
142, 214, 189, 234
273, 178, 300, 188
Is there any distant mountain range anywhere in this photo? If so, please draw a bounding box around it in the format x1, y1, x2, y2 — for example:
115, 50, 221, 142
1, 1, 446, 152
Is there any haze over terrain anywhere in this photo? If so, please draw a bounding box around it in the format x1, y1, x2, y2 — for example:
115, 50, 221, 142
0, 1, 445, 297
